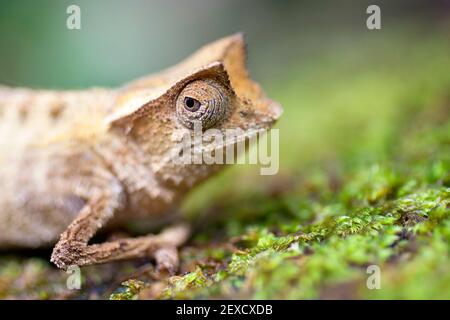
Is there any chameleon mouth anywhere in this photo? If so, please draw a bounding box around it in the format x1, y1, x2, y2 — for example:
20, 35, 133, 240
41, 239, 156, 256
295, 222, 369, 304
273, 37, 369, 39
186, 125, 277, 167
153, 125, 274, 171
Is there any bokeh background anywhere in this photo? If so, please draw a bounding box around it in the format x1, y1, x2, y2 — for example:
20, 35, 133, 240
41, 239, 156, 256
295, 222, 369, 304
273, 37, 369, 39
0, 0, 449, 299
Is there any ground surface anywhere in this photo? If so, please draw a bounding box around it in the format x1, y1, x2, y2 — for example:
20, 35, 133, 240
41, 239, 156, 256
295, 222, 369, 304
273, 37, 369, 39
0, 27, 449, 300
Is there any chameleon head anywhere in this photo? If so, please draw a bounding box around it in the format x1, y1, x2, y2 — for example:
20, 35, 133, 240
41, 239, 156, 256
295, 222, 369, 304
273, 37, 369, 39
108, 33, 282, 189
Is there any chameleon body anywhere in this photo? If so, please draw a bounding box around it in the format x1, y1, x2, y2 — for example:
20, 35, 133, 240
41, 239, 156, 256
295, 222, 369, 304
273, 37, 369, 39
0, 34, 281, 269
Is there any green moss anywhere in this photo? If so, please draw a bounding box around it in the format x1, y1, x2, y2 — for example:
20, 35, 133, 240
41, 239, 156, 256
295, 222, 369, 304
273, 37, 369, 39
110, 280, 145, 300
160, 267, 212, 299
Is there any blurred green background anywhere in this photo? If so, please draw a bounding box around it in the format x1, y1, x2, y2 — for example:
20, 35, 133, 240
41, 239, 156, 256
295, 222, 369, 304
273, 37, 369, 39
0, 0, 447, 88
1, 0, 450, 299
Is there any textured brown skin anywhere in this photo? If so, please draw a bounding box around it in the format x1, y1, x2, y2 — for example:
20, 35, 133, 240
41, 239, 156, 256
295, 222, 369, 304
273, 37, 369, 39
0, 34, 281, 270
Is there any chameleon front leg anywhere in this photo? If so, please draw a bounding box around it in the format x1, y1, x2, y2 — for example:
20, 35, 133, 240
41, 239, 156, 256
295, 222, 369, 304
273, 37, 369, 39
50, 193, 189, 272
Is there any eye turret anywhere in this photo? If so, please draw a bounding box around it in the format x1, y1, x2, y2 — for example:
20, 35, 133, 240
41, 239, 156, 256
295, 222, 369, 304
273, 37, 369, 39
176, 79, 229, 129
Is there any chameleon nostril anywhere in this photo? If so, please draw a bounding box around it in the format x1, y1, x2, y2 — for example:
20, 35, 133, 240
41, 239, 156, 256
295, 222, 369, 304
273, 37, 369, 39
239, 110, 248, 117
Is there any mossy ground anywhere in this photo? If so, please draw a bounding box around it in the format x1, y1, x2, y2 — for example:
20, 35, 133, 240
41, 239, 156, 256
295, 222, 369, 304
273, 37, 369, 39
1, 26, 449, 300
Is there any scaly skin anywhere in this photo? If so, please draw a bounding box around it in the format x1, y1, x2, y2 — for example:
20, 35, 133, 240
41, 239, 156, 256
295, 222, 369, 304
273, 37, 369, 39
0, 34, 282, 270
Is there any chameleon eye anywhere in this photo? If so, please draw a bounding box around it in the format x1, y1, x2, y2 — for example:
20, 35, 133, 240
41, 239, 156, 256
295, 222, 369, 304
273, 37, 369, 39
176, 79, 230, 129
183, 97, 201, 112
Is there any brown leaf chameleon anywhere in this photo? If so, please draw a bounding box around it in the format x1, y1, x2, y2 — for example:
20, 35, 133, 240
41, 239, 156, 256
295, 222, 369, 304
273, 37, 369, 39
0, 34, 282, 271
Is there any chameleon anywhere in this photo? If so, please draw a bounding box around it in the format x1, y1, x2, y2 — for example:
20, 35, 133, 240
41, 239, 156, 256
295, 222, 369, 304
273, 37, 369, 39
0, 33, 282, 271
